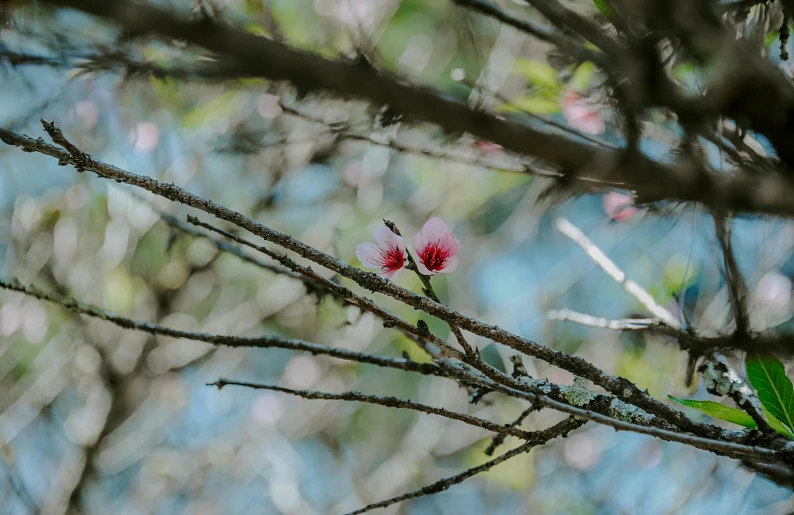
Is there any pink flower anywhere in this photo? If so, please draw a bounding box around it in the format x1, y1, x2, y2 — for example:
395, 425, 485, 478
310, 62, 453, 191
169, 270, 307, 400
356, 225, 408, 280
412, 217, 461, 275
562, 90, 605, 135
476, 141, 503, 154
603, 192, 639, 222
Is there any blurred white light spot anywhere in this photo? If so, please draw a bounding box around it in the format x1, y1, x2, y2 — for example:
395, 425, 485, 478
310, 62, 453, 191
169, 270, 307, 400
252, 393, 286, 427
72, 101, 99, 130
257, 94, 283, 119
22, 301, 48, 344
756, 272, 792, 314
129, 121, 160, 152
399, 34, 433, 74
283, 356, 320, 389
450, 68, 466, 81
564, 434, 600, 470
314, 0, 335, 17
0, 303, 21, 336
637, 442, 663, 470
65, 184, 88, 211
270, 479, 301, 513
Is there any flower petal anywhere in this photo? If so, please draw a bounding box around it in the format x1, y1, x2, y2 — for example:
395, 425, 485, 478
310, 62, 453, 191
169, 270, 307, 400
439, 256, 458, 273
419, 217, 449, 245
415, 258, 434, 276
382, 267, 405, 281
355, 242, 382, 269
374, 225, 404, 250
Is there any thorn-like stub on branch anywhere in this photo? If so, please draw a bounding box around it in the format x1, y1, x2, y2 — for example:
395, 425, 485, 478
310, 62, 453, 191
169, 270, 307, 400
510, 355, 529, 378
382, 219, 401, 236
416, 319, 429, 335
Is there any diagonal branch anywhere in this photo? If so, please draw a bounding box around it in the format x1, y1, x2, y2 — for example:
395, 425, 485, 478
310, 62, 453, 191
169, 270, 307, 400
714, 213, 751, 337
0, 278, 446, 378
34, 0, 794, 219
344, 416, 586, 515
209, 379, 536, 440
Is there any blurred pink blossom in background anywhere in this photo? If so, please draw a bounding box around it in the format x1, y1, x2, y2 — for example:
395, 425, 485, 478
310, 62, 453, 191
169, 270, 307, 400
562, 90, 606, 135
603, 192, 639, 222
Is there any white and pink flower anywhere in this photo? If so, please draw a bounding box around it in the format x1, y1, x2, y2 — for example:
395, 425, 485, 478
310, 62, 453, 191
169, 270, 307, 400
562, 90, 605, 135
412, 217, 461, 275
356, 225, 408, 279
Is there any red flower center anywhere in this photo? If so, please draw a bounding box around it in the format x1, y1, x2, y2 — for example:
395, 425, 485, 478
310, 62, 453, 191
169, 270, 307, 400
420, 242, 450, 272
373, 244, 405, 273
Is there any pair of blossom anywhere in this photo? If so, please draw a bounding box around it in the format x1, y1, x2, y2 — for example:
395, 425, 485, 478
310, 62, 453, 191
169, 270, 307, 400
356, 218, 460, 280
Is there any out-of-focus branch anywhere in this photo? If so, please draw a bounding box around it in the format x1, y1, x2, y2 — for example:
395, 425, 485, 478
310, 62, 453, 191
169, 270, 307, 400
554, 217, 681, 328
452, 0, 607, 67
209, 379, 534, 439
34, 0, 794, 219
548, 308, 656, 330
345, 416, 586, 515
714, 214, 751, 337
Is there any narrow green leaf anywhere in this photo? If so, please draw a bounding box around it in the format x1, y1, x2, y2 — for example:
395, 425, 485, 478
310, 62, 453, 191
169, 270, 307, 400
512, 58, 559, 90
762, 406, 794, 439
747, 354, 794, 434
593, 0, 617, 21
668, 396, 756, 428
498, 95, 561, 115
571, 62, 596, 91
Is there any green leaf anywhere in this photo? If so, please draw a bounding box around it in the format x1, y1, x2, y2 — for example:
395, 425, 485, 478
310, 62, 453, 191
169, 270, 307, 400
762, 406, 794, 439
571, 61, 596, 91
747, 354, 794, 434
499, 94, 561, 115
765, 31, 780, 48
668, 396, 757, 428
480, 343, 507, 374
513, 58, 559, 89
183, 91, 246, 129
593, 0, 617, 21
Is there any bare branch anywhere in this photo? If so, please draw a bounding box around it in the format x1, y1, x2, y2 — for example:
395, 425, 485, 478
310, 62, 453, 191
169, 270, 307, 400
0, 278, 446, 378
714, 213, 751, 337
345, 416, 585, 515
32, 0, 794, 219
209, 379, 536, 440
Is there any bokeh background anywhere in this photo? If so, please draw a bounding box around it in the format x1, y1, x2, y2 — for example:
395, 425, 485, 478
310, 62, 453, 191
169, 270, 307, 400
2, 1, 794, 513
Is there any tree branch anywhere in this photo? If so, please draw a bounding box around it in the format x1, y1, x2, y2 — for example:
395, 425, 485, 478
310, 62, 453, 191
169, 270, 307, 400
34, 0, 794, 219
208, 379, 536, 440
345, 416, 585, 514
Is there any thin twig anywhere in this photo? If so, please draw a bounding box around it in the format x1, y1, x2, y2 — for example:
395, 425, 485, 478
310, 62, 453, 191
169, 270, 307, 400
345, 416, 585, 515
484, 404, 540, 456
553, 217, 681, 328
209, 379, 535, 439
0, 278, 446, 378
548, 308, 656, 330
